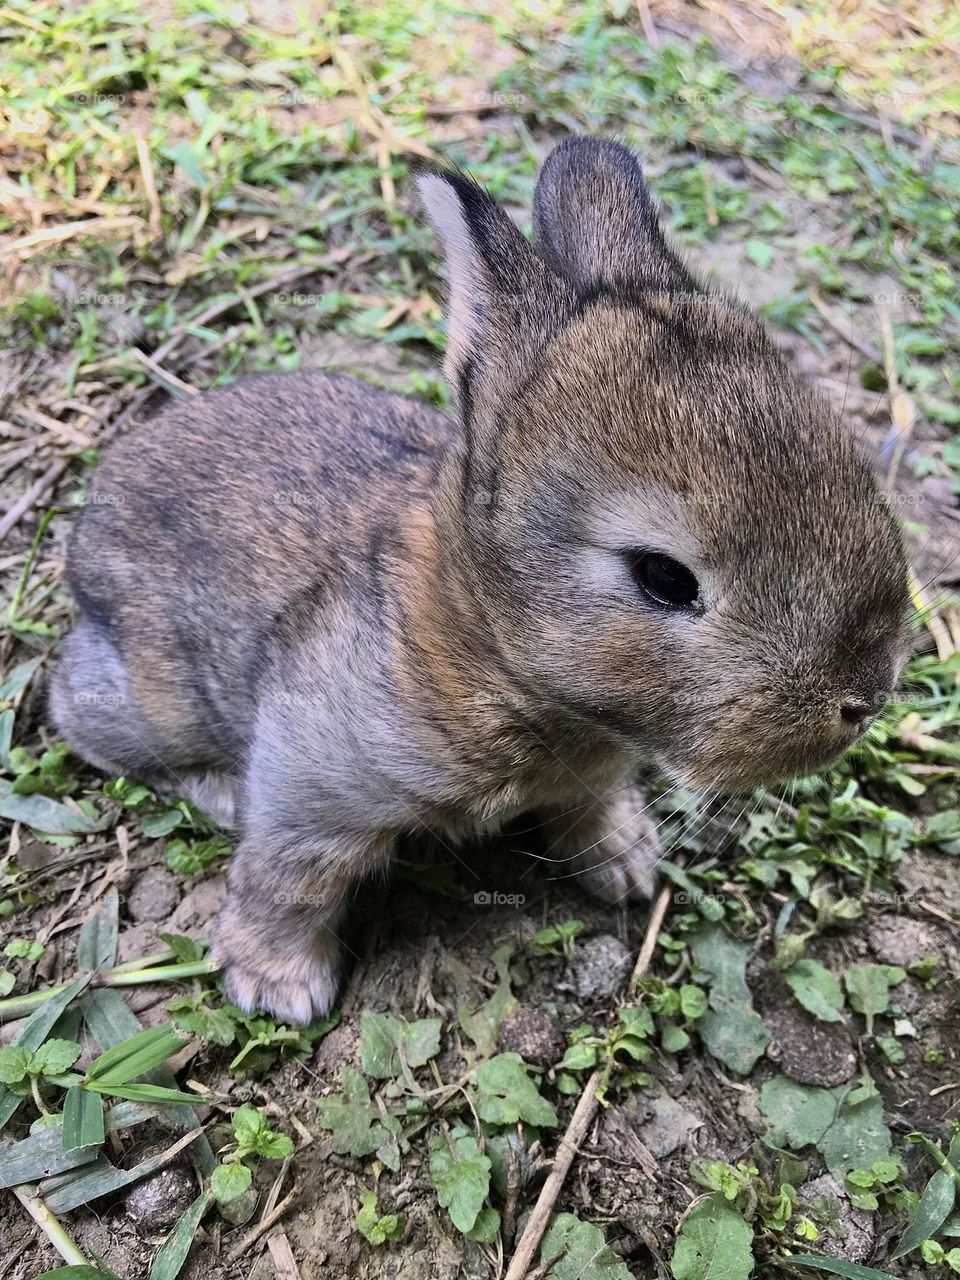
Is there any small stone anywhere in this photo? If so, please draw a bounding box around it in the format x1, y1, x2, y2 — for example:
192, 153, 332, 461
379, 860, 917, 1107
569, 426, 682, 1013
634, 1088, 703, 1158
870, 917, 951, 969
497, 1009, 565, 1067
798, 1175, 875, 1262
760, 998, 856, 1087
127, 866, 180, 923
573, 935, 631, 1001
124, 1164, 196, 1231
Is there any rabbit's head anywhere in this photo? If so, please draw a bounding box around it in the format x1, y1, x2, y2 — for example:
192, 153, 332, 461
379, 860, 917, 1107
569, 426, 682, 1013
418, 139, 910, 792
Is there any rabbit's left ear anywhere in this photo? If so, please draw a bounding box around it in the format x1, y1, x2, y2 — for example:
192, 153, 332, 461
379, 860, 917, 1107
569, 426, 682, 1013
533, 138, 691, 297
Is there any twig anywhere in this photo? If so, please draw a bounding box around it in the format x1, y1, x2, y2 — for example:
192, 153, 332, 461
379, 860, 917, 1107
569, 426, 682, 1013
136, 136, 163, 238
504, 879, 674, 1280
631, 879, 674, 988
0, 459, 67, 542
11, 1182, 90, 1266
635, 0, 660, 49
809, 290, 882, 363
224, 1185, 297, 1262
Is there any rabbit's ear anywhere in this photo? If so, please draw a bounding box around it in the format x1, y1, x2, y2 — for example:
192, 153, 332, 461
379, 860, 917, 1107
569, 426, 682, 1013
417, 168, 566, 387
533, 138, 690, 296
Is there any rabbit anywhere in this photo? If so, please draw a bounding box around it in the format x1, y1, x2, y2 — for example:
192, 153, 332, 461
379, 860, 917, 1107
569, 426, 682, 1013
50, 138, 910, 1024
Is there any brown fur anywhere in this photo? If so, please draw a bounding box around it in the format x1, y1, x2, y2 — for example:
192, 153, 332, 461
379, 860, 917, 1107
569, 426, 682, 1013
50, 139, 909, 1022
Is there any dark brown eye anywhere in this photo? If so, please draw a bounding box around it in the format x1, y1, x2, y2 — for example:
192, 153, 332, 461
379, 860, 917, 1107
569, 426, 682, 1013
629, 551, 700, 610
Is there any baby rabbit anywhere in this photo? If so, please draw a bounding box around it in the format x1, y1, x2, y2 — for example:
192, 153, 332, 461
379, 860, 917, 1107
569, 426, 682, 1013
51, 139, 910, 1023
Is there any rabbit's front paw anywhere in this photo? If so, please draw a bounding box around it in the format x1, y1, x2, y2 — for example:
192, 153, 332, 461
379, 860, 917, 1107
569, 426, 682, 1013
548, 786, 662, 906
212, 910, 342, 1025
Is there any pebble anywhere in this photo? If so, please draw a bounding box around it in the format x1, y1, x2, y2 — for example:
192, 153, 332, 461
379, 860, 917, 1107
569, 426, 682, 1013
762, 1002, 856, 1087
497, 1008, 565, 1067
124, 1164, 197, 1231
798, 1175, 875, 1262
127, 866, 180, 923
573, 935, 631, 1001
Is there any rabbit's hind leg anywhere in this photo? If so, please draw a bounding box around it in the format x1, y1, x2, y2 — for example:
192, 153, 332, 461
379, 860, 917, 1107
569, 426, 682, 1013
51, 617, 241, 830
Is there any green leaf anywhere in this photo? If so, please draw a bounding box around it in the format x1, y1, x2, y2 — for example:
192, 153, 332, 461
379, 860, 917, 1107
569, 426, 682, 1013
430, 1128, 491, 1233
356, 1187, 403, 1244
474, 1054, 558, 1128
662, 1024, 691, 1053
79, 989, 215, 1175
232, 1103, 293, 1159
0, 780, 106, 834
149, 1189, 212, 1280
786, 1254, 900, 1280
359, 1011, 442, 1079
159, 933, 206, 964
690, 926, 770, 1075
844, 965, 905, 1035
63, 1086, 105, 1152
819, 1094, 892, 1180
466, 1206, 500, 1243
680, 985, 709, 1020
785, 960, 846, 1023
541, 1212, 635, 1280
317, 1066, 401, 1160
0, 1045, 31, 1084
530, 920, 584, 956
140, 808, 187, 838
85, 1023, 186, 1086
0, 977, 89, 1132
459, 944, 517, 1055
5, 938, 44, 962
746, 239, 774, 269
211, 1161, 252, 1205
0, 1121, 102, 1189
759, 1078, 838, 1148
33, 1038, 82, 1077
669, 1194, 754, 1280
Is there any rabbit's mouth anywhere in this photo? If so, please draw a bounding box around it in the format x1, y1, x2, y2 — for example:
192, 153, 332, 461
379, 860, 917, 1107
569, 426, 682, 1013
655, 703, 884, 795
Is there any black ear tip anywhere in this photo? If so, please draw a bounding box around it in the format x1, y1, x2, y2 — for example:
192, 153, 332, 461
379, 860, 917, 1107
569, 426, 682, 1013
541, 136, 645, 181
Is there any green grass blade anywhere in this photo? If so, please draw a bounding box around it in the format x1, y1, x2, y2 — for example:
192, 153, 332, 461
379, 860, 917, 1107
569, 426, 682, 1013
892, 1135, 960, 1259
76, 889, 119, 973
33, 1266, 120, 1279
86, 1082, 200, 1106
62, 1086, 106, 1153
787, 1254, 901, 1280
0, 1124, 100, 1189
81, 990, 215, 1175
85, 1023, 186, 1086
149, 1189, 212, 1280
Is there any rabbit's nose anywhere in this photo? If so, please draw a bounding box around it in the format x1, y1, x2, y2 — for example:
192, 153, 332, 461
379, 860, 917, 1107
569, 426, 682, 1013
838, 697, 874, 733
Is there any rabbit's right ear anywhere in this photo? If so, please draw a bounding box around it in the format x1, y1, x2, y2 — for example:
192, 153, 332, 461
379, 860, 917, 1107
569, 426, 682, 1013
417, 168, 569, 394
533, 138, 690, 296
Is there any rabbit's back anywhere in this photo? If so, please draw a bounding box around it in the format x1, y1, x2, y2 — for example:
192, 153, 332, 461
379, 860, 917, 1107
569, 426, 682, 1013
63, 372, 452, 762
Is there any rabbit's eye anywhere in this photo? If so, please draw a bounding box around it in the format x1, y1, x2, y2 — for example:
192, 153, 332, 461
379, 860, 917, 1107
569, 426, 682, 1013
629, 551, 700, 610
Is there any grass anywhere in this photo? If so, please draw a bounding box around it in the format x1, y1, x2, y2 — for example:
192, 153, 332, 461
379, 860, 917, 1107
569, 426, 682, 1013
0, 1, 959, 1278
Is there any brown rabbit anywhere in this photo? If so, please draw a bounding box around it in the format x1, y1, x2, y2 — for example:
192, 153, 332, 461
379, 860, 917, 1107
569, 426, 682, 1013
50, 139, 910, 1023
